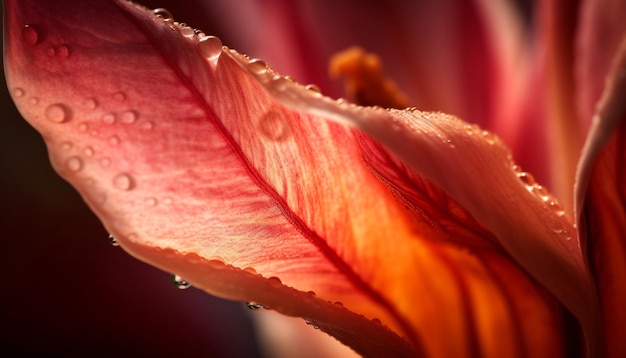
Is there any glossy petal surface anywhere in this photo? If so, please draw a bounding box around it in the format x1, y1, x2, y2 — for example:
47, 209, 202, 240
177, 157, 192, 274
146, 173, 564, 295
4, 1, 578, 357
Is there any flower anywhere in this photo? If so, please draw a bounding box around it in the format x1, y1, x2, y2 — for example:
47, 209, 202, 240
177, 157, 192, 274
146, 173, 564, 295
3, 0, 625, 357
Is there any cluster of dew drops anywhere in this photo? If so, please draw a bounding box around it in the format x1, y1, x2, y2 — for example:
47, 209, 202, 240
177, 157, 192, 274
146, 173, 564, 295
106, 234, 333, 330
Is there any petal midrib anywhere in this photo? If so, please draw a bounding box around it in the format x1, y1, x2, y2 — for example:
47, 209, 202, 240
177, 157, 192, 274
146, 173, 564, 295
115, 0, 421, 349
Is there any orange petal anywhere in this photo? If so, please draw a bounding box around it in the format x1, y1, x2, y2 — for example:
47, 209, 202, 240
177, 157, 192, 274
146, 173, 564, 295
262, 42, 600, 358
5, 1, 571, 356
576, 36, 626, 358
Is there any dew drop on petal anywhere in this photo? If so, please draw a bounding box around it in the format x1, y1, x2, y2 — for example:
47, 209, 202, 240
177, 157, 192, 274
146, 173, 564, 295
305, 84, 321, 93
517, 172, 535, 187
82, 97, 98, 110
245, 302, 263, 310
108, 234, 120, 246
84, 146, 94, 157
66, 156, 83, 172
172, 274, 191, 289
481, 130, 496, 145
108, 136, 120, 146
258, 110, 288, 141
112, 173, 133, 191
152, 8, 174, 20
29, 97, 39, 106
21, 24, 39, 45
144, 197, 157, 207
56, 44, 69, 58
120, 110, 137, 124
102, 113, 116, 124
113, 92, 126, 101
243, 267, 257, 274
100, 157, 111, 168
248, 59, 268, 75
198, 36, 222, 62
13, 88, 25, 98
60, 142, 73, 151
267, 276, 282, 287
45, 103, 70, 123
140, 121, 154, 131
180, 26, 195, 38
271, 75, 291, 91
78, 122, 89, 132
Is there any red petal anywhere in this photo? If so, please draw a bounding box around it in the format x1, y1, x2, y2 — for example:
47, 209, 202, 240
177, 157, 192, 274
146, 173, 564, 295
577, 37, 626, 358
5, 1, 571, 356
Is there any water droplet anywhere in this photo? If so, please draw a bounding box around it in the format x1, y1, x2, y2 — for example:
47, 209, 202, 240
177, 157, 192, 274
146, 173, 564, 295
46, 47, 56, 57
163, 197, 173, 205
153, 8, 174, 20
304, 320, 320, 329
108, 136, 120, 146
89, 129, 100, 137
22, 24, 40, 45
267, 276, 282, 287
248, 59, 268, 74
548, 201, 566, 217
180, 25, 195, 38
517, 172, 535, 187
108, 234, 120, 246
258, 110, 288, 140
371, 318, 382, 325
100, 157, 111, 168
172, 274, 191, 289
198, 36, 222, 62
102, 113, 116, 124
305, 84, 321, 93
13, 88, 25, 98
243, 267, 257, 274
82, 97, 98, 109
245, 302, 263, 310
333, 301, 344, 307
113, 91, 126, 101
78, 122, 89, 132
45, 103, 70, 123
29, 97, 39, 106
66, 156, 83, 172
56, 44, 69, 58
144, 197, 157, 207
481, 130, 496, 145
112, 173, 134, 191
60, 142, 73, 151
140, 121, 154, 130
120, 110, 137, 124
84, 146, 94, 157
271, 75, 291, 91
533, 185, 550, 201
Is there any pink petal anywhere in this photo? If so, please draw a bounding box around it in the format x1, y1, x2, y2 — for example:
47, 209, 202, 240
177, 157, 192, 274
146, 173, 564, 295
5, 0, 572, 356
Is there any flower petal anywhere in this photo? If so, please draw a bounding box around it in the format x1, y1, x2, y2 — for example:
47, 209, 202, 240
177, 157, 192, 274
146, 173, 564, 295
576, 36, 626, 358
5, 0, 569, 356
261, 42, 601, 358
